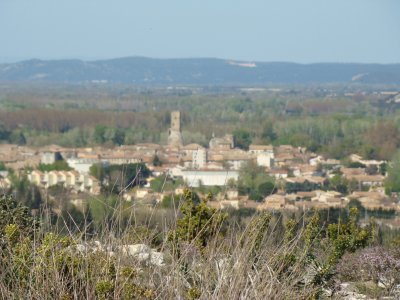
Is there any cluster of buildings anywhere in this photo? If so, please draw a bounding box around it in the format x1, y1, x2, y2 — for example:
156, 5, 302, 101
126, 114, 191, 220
0, 111, 398, 214
27, 170, 100, 195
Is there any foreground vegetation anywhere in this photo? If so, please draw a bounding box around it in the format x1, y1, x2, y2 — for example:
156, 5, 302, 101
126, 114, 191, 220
1, 190, 400, 299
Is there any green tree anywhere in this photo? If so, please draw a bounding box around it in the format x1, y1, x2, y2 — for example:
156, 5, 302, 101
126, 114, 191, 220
380, 162, 388, 175
59, 204, 94, 234
89, 163, 105, 182
260, 120, 277, 143
9, 130, 27, 145
328, 174, 348, 194
160, 194, 176, 208
38, 160, 71, 172
365, 164, 378, 175
25, 185, 42, 210
258, 181, 277, 197
385, 151, 400, 195
0, 195, 39, 240
301, 208, 374, 294
233, 129, 252, 150
103, 163, 151, 193
94, 125, 107, 144
112, 128, 125, 145
0, 123, 10, 140
168, 190, 226, 255
238, 161, 275, 198
152, 154, 162, 167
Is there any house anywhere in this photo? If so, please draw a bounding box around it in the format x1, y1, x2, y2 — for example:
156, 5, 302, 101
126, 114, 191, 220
310, 155, 340, 167
285, 176, 326, 185
65, 171, 81, 187
164, 152, 181, 165
57, 171, 67, 184
295, 201, 330, 210
274, 153, 296, 167
28, 169, 99, 195
102, 154, 141, 165
267, 169, 288, 179
181, 155, 193, 168
169, 166, 184, 178
351, 175, 385, 187
192, 148, 207, 169
47, 172, 59, 186
223, 152, 253, 170
207, 154, 224, 165
341, 167, 366, 177
255, 152, 275, 168
292, 164, 319, 177
309, 156, 320, 166
41, 151, 63, 165
285, 191, 316, 201
311, 190, 345, 208
28, 170, 47, 186
346, 191, 394, 210
350, 153, 386, 167
324, 158, 341, 166
249, 144, 275, 168
83, 176, 100, 195
181, 143, 205, 156
218, 200, 241, 210
342, 167, 385, 186
249, 144, 274, 155
258, 194, 286, 210
350, 154, 363, 162
209, 134, 234, 150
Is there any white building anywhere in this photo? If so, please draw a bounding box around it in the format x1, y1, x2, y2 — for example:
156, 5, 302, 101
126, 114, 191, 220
249, 145, 275, 168
192, 148, 207, 169
67, 158, 108, 174
256, 153, 275, 168
181, 169, 239, 187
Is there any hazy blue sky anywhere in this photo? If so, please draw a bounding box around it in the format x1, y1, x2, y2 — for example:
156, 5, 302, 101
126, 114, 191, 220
1, 0, 399, 63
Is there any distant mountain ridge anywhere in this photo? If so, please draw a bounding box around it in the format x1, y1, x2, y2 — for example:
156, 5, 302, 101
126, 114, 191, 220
0, 57, 400, 85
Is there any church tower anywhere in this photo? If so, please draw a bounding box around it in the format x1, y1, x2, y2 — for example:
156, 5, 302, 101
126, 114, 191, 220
168, 111, 183, 147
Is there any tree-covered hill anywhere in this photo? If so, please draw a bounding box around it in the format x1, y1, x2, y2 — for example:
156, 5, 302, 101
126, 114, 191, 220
1, 57, 400, 85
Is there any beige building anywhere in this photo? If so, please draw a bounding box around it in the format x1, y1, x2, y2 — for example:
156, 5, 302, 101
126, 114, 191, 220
258, 194, 286, 210
28, 170, 100, 195
209, 134, 234, 150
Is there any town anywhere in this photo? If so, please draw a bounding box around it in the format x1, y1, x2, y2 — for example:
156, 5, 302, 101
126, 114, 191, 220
0, 111, 396, 223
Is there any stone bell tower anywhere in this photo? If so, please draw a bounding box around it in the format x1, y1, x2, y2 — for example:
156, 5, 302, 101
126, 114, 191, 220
168, 111, 183, 147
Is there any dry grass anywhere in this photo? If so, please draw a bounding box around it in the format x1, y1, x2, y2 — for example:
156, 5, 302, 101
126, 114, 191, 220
0, 191, 323, 300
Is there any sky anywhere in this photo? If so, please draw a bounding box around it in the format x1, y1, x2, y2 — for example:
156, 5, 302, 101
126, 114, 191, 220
0, 0, 399, 63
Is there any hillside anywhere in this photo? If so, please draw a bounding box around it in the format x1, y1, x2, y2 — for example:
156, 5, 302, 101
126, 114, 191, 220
1, 57, 400, 85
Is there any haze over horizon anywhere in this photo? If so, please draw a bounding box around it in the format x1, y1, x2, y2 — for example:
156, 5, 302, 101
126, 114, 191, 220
1, 0, 399, 64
